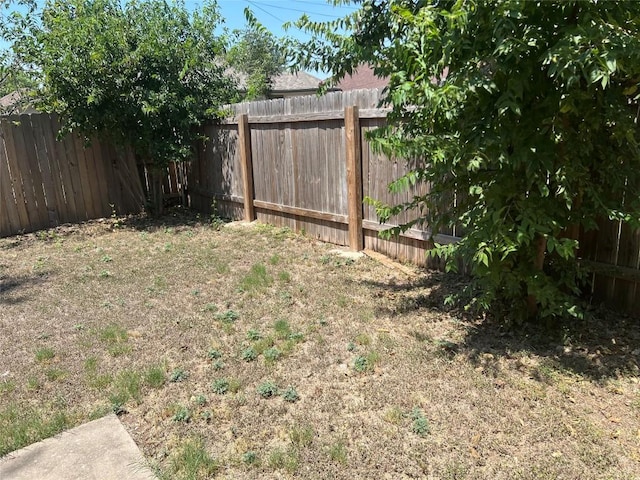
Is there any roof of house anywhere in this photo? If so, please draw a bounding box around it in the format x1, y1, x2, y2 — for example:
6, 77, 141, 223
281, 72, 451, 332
0, 90, 38, 114
229, 69, 325, 94
271, 71, 323, 93
337, 65, 389, 91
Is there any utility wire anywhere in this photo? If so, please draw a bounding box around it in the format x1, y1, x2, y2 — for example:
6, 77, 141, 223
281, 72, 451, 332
245, 0, 286, 23
248, 0, 345, 19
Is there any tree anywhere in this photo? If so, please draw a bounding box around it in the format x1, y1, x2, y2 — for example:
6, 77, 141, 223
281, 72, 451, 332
293, 1, 640, 322
21, 0, 239, 214
227, 25, 287, 100
0, 0, 38, 112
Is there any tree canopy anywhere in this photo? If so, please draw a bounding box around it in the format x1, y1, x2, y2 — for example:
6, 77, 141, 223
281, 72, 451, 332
20, 0, 239, 213
227, 25, 287, 100
293, 1, 640, 322
0, 0, 38, 112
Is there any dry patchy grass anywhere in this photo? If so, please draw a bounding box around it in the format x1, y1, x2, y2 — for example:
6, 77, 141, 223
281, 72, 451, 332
1, 211, 639, 479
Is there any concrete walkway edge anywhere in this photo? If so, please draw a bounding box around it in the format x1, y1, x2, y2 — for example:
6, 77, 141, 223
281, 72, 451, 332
0, 414, 156, 480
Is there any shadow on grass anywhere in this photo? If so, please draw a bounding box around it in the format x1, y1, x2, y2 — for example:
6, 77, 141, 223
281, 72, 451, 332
363, 270, 640, 381
114, 206, 217, 231
0, 274, 49, 305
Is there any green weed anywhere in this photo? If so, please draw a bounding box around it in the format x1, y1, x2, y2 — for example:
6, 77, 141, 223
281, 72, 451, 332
45, 368, 67, 382
278, 271, 291, 282
281, 386, 300, 403
263, 347, 281, 363
328, 441, 348, 464
267, 447, 299, 473
273, 319, 292, 339
289, 424, 314, 448
246, 329, 262, 341
144, 366, 166, 388
212, 360, 225, 370
161, 437, 218, 480
212, 378, 229, 395
241, 347, 257, 362
172, 405, 191, 423
239, 263, 272, 292
169, 368, 189, 383
242, 450, 259, 466
207, 348, 222, 360
214, 310, 239, 323
0, 380, 16, 395
26, 377, 41, 391
411, 408, 430, 436
35, 347, 55, 362
257, 380, 278, 398
99, 324, 129, 356
108, 370, 142, 412
0, 403, 72, 456
269, 254, 280, 265
353, 351, 380, 373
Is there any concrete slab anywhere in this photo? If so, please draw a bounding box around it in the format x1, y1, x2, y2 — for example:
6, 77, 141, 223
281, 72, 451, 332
0, 414, 156, 480
328, 248, 366, 260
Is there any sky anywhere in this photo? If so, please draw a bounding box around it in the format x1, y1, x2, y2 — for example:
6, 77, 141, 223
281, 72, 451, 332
216, 0, 358, 37
214, 0, 360, 77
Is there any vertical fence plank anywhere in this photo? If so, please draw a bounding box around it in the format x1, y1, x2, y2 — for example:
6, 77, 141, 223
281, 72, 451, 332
15, 115, 49, 230
49, 116, 80, 223
0, 138, 19, 236
238, 113, 255, 222
1, 118, 32, 231
345, 105, 364, 251
30, 114, 59, 226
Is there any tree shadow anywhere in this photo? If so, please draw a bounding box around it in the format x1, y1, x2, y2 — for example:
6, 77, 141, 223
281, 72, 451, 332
112, 205, 216, 232
361, 270, 640, 381
0, 274, 48, 305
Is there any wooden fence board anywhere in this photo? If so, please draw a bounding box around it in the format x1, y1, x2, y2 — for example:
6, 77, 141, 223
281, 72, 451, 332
0, 139, 19, 236
30, 114, 59, 226
44, 116, 77, 223
1, 118, 32, 230
0, 114, 143, 237
17, 115, 50, 230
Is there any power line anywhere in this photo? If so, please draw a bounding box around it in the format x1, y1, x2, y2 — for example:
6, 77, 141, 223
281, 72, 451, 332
292, 0, 358, 10
245, 0, 285, 23
249, 0, 345, 19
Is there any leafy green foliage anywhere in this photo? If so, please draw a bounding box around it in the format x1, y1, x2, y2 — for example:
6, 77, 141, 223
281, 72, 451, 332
227, 25, 286, 100
21, 0, 239, 214
211, 378, 229, 395
293, 1, 640, 322
0, 0, 39, 112
411, 407, 430, 436
240, 346, 257, 362
257, 380, 278, 398
281, 386, 299, 403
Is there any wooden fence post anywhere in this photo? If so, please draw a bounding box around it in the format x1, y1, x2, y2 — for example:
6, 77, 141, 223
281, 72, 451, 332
238, 113, 255, 222
345, 105, 364, 251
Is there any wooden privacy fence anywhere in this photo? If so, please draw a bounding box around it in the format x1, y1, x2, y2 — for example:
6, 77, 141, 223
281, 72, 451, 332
190, 88, 461, 268
0, 114, 145, 237
1, 93, 639, 313
191, 89, 640, 314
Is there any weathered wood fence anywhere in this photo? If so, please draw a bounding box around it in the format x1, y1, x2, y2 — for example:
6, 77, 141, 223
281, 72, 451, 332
1, 91, 639, 313
191, 89, 459, 268
190, 89, 640, 314
0, 114, 144, 236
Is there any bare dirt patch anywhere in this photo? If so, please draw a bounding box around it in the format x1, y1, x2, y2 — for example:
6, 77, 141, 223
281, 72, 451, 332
1, 211, 639, 479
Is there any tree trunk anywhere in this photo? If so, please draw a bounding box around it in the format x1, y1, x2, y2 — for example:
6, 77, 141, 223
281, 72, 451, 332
526, 234, 547, 319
